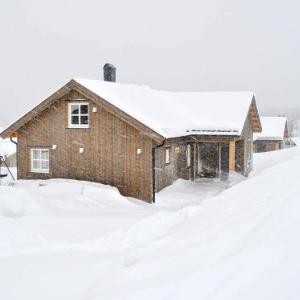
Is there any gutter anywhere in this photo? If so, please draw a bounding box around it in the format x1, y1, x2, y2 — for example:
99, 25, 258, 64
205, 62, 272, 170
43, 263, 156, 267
152, 139, 166, 203
10, 137, 18, 145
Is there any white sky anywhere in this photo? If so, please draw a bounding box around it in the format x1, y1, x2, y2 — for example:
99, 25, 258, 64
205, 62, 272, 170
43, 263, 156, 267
0, 0, 300, 127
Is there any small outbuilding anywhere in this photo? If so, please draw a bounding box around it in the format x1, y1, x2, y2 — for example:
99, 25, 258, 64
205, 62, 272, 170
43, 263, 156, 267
254, 117, 294, 153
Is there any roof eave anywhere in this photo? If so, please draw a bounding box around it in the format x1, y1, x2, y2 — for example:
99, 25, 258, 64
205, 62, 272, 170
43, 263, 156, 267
72, 80, 165, 144
0, 79, 165, 144
0, 82, 74, 139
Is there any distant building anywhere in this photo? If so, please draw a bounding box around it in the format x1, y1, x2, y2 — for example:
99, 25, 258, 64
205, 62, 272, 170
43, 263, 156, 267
254, 117, 295, 152
288, 119, 300, 137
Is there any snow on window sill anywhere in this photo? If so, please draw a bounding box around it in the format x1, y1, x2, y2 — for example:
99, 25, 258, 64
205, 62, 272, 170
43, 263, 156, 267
67, 125, 90, 129
30, 169, 50, 174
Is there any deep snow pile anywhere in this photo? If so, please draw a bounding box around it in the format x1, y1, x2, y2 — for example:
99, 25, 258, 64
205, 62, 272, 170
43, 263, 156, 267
1, 146, 300, 300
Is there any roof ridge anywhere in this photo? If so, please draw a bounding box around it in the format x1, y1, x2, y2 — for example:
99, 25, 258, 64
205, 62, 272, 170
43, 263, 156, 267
74, 78, 254, 95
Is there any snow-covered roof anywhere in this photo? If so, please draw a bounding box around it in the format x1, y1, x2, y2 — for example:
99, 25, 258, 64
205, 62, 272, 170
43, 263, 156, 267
75, 79, 255, 138
254, 117, 287, 141
1, 78, 260, 140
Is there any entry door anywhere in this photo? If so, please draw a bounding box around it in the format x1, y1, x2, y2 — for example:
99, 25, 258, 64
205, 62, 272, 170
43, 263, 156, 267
197, 143, 219, 178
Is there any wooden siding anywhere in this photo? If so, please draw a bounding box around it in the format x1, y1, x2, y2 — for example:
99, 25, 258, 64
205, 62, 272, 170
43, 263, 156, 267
154, 141, 190, 192
154, 144, 177, 192
240, 115, 254, 176
254, 140, 281, 153
16, 90, 154, 202
235, 140, 244, 174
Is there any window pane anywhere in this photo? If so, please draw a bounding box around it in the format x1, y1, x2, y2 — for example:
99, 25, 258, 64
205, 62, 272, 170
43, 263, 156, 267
41, 160, 49, 170
41, 150, 49, 160
32, 149, 39, 159
33, 160, 40, 170
80, 105, 88, 114
80, 116, 89, 125
71, 116, 79, 124
71, 105, 79, 114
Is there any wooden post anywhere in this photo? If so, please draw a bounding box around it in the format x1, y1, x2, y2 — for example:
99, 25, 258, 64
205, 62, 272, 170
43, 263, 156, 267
193, 143, 197, 180
229, 139, 236, 172
190, 143, 195, 181
218, 144, 222, 177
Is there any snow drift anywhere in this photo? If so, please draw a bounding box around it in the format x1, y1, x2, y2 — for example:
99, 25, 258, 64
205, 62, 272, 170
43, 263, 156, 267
0, 146, 300, 300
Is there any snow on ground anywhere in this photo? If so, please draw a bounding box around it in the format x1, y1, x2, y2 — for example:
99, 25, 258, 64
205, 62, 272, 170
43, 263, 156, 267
0, 167, 16, 186
1, 146, 300, 300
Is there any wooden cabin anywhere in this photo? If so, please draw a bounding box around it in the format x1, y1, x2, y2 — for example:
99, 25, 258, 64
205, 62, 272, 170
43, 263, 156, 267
0, 65, 261, 203
254, 117, 294, 153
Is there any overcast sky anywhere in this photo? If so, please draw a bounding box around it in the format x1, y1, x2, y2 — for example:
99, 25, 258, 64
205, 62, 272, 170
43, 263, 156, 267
0, 0, 300, 127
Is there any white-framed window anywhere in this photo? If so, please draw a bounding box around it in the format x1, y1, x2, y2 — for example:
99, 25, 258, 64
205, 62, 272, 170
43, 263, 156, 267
68, 102, 89, 128
165, 147, 171, 164
31, 148, 49, 173
187, 144, 191, 167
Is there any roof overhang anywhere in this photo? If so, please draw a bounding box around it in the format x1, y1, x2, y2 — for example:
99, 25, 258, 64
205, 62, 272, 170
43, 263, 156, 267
0, 80, 165, 144
0, 83, 73, 139
254, 137, 284, 141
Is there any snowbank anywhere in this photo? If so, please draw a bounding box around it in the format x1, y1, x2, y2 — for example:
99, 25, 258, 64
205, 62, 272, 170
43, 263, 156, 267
0, 179, 141, 218
1, 147, 300, 300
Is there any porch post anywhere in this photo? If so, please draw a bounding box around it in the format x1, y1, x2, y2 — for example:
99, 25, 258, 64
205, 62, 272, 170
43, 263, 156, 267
229, 139, 236, 173
218, 144, 222, 177
193, 143, 197, 180
190, 143, 196, 181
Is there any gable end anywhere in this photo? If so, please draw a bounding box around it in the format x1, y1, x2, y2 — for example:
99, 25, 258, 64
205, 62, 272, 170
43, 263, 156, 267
0, 80, 165, 144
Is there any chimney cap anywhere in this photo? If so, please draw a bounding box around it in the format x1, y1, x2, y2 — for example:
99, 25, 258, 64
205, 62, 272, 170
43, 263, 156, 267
103, 63, 116, 70
103, 63, 116, 82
